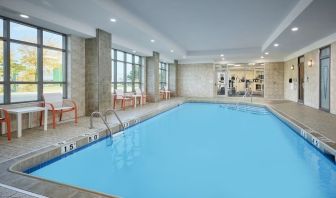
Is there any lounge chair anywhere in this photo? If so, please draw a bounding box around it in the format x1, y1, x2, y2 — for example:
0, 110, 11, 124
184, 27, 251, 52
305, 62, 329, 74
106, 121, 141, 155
0, 108, 11, 141
113, 89, 133, 110
40, 93, 78, 129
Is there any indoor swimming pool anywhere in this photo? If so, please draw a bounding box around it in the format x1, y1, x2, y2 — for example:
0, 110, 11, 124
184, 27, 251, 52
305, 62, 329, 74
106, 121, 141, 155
26, 103, 336, 198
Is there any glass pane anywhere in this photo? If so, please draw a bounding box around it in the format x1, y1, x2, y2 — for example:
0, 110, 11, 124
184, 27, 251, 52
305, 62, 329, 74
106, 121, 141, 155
111, 61, 115, 82
116, 83, 124, 92
43, 31, 63, 49
134, 65, 141, 82
116, 62, 124, 82
320, 58, 330, 110
111, 50, 115, 60
43, 48, 63, 82
117, 51, 124, 61
126, 63, 133, 82
43, 84, 63, 94
135, 56, 140, 64
160, 69, 166, 83
10, 43, 38, 82
321, 47, 330, 58
126, 83, 132, 92
0, 18, 3, 37
0, 84, 3, 104
126, 54, 132, 63
134, 83, 141, 90
10, 22, 37, 43
11, 84, 37, 102
0, 40, 3, 81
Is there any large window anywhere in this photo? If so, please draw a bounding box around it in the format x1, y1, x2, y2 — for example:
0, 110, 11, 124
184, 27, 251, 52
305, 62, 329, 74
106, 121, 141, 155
159, 62, 168, 89
0, 17, 67, 104
111, 49, 142, 93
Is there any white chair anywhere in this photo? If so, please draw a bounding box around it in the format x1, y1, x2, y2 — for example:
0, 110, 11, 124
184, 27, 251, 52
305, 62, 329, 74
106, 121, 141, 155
113, 89, 133, 110
160, 86, 171, 100
135, 88, 147, 104
40, 93, 77, 129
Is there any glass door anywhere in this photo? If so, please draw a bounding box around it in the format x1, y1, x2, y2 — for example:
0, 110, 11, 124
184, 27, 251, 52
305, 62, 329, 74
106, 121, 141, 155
320, 46, 330, 111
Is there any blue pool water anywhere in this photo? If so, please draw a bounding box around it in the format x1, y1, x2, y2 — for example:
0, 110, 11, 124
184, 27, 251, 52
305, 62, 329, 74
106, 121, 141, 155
29, 103, 336, 198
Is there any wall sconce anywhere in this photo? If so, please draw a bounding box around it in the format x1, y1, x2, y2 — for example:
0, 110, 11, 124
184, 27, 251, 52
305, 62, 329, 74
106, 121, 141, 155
308, 59, 313, 67
290, 65, 294, 70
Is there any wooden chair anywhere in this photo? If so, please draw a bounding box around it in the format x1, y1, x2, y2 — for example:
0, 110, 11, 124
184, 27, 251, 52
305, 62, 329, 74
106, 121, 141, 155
135, 88, 147, 104
113, 89, 133, 110
0, 108, 11, 141
40, 93, 78, 129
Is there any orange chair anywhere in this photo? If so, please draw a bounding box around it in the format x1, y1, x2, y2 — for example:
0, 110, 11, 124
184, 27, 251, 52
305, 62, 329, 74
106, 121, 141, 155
40, 93, 78, 129
0, 108, 11, 141
113, 89, 133, 110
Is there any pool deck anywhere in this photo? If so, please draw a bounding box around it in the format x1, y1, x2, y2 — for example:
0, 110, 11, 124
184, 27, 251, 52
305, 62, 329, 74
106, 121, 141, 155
1, 97, 336, 197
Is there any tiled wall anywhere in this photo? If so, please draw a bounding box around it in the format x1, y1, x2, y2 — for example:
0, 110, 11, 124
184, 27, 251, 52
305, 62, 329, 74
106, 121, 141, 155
168, 60, 177, 95
177, 63, 214, 97
263, 62, 284, 99
146, 52, 160, 102
284, 41, 336, 113
85, 29, 112, 114
284, 58, 298, 102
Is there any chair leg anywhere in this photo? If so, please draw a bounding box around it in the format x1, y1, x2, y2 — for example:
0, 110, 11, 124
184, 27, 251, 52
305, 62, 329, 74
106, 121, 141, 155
39, 111, 43, 126
59, 110, 63, 121
74, 108, 78, 124
5, 115, 11, 141
113, 98, 116, 109
52, 110, 56, 129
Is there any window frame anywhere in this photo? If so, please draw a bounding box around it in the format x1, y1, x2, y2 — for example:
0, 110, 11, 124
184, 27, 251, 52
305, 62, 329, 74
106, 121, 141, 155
0, 16, 68, 104
159, 62, 169, 89
111, 48, 142, 93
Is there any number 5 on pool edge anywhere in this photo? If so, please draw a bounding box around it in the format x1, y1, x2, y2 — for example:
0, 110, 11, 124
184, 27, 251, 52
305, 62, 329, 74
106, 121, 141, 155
61, 142, 77, 154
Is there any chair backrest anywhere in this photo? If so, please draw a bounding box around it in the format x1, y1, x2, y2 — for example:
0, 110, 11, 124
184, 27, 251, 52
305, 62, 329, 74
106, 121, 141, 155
135, 88, 142, 95
43, 93, 63, 108
164, 86, 168, 91
115, 89, 125, 99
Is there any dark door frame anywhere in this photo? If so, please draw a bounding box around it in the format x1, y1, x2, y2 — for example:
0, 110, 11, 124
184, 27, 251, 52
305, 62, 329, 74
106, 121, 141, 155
319, 45, 331, 112
298, 56, 304, 103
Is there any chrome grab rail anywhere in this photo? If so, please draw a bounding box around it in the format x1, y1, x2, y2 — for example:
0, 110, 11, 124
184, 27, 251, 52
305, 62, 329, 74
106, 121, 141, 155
104, 109, 125, 131
90, 111, 113, 136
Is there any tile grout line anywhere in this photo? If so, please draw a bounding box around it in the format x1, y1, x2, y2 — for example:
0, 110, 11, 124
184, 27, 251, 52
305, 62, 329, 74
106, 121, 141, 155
0, 183, 47, 198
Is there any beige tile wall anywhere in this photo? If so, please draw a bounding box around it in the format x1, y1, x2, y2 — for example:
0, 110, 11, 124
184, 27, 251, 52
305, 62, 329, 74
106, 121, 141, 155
284, 58, 298, 102
264, 62, 284, 99
177, 63, 215, 97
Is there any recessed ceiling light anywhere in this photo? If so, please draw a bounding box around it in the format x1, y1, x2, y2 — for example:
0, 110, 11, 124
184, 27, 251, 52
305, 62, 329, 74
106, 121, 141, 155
183, 56, 186, 59
150, 39, 155, 43
20, 14, 29, 19
170, 49, 174, 53
291, 27, 299, 32
264, 52, 269, 55
110, 18, 117, 22
261, 56, 264, 59
273, 43, 279, 47
132, 50, 136, 53
220, 54, 224, 57
221, 58, 225, 61
227, 64, 235, 66
234, 64, 241, 67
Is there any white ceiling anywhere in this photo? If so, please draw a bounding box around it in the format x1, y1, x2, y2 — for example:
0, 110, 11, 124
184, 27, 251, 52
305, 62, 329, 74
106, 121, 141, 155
0, 0, 335, 64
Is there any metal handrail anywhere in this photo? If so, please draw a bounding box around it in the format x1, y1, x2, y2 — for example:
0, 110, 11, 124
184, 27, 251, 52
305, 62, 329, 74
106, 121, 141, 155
90, 111, 113, 136
104, 109, 125, 131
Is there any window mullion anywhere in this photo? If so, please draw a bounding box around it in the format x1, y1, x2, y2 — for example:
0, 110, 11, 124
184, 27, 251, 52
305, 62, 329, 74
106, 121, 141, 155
4, 19, 10, 104
37, 28, 43, 100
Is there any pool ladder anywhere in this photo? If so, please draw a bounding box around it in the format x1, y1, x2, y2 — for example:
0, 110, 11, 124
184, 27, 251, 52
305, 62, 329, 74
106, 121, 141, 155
89, 109, 124, 136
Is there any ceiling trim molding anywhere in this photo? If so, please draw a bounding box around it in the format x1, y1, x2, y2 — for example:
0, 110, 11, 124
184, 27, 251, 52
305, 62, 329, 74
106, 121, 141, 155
262, 0, 314, 52
284, 32, 336, 61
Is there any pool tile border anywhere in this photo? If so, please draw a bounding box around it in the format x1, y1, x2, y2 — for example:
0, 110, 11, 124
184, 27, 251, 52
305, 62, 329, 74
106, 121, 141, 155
2, 99, 336, 197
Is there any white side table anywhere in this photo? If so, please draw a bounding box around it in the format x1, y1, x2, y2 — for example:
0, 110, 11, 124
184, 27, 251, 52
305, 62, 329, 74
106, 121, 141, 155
132, 95, 143, 107
7, 107, 48, 138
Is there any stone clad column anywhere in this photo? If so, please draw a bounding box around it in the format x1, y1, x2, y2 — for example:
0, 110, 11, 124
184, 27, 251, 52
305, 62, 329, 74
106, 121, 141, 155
168, 60, 178, 96
146, 51, 160, 102
85, 29, 112, 115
